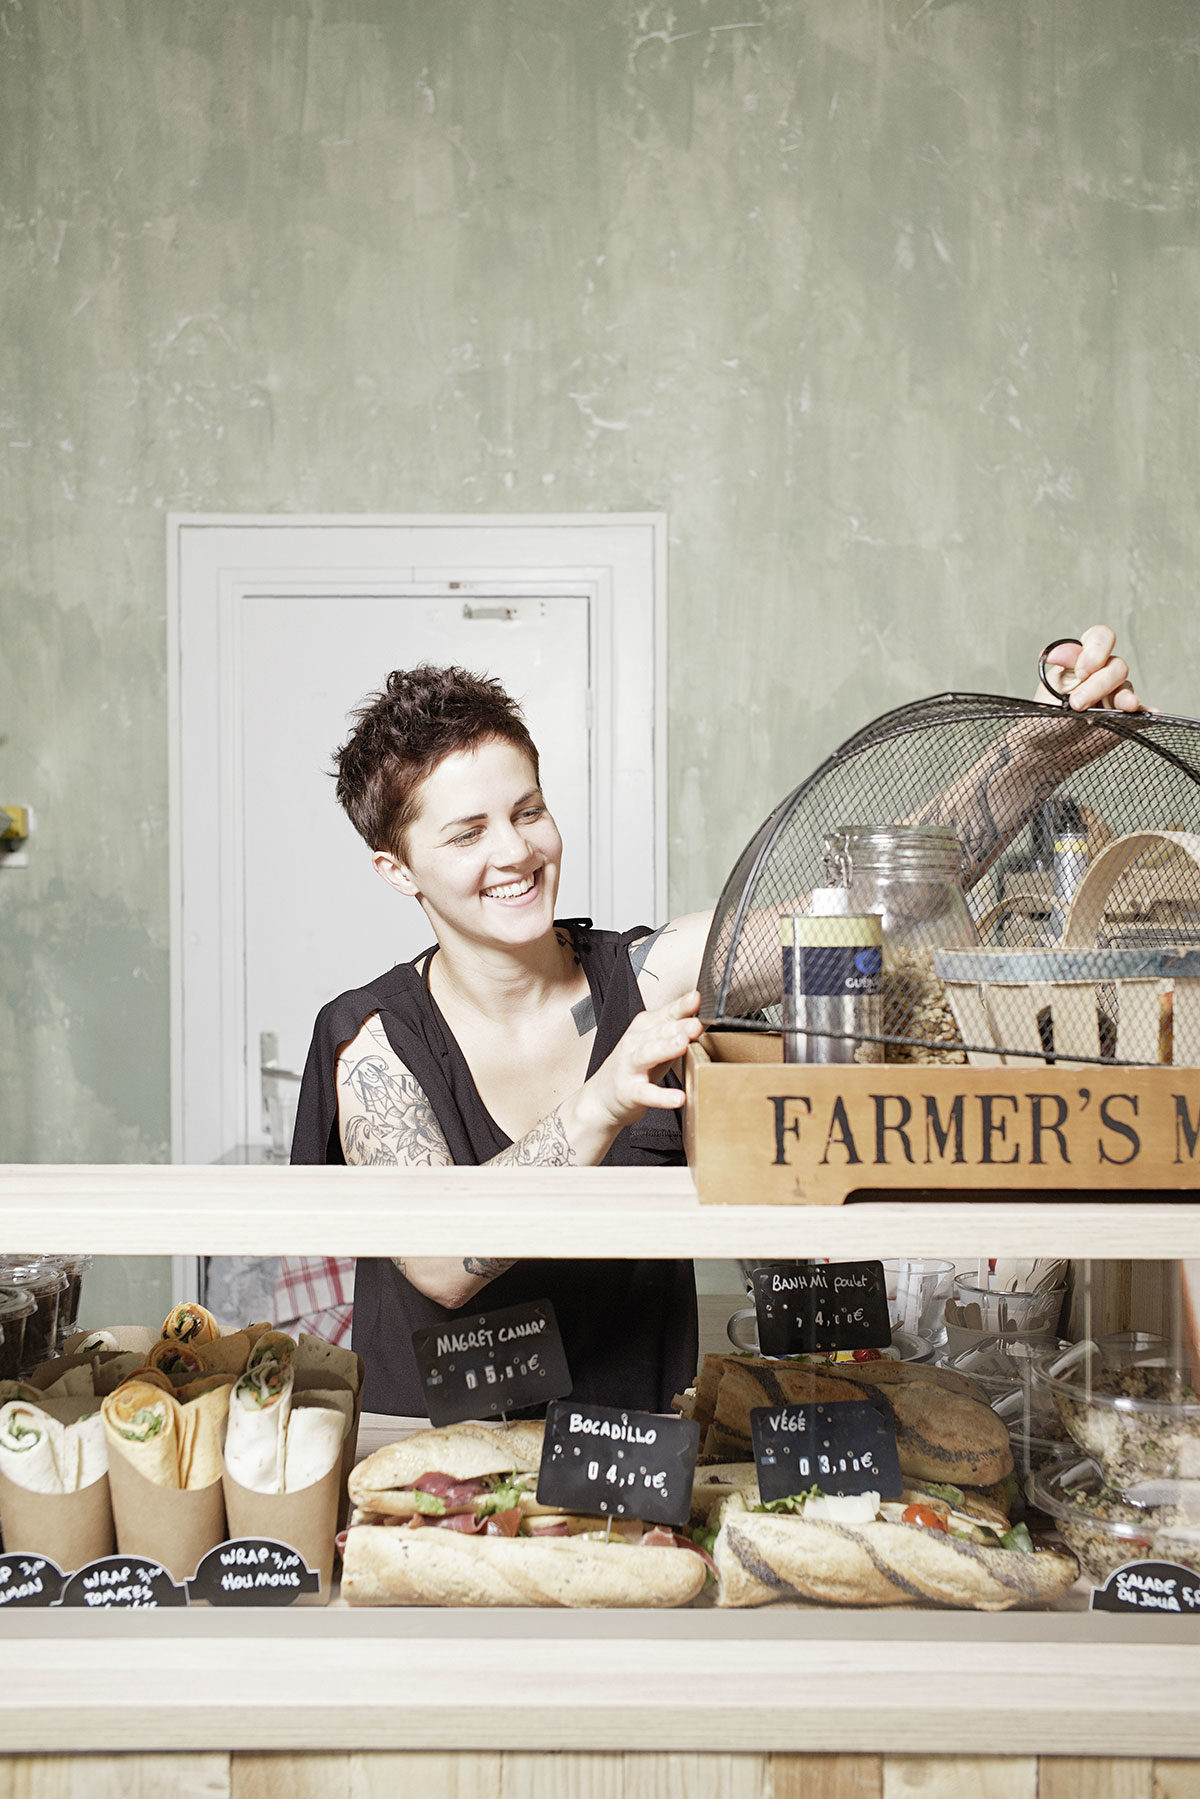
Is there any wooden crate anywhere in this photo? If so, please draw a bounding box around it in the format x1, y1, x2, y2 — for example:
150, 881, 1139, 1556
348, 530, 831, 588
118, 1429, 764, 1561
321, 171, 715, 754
683, 1031, 1200, 1205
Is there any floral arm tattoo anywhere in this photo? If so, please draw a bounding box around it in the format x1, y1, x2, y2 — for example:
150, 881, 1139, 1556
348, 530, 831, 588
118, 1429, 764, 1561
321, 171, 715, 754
340, 1016, 576, 1294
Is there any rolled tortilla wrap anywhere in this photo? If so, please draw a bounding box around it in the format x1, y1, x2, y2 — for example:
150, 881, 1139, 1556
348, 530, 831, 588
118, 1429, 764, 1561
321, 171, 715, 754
283, 1403, 345, 1493
341, 1528, 709, 1608
160, 1302, 220, 1346
101, 1379, 183, 1489
145, 1339, 206, 1384
75, 1412, 107, 1489
224, 1357, 293, 1494
0, 1401, 76, 1493
247, 1331, 297, 1370
178, 1381, 232, 1490
292, 1386, 353, 1435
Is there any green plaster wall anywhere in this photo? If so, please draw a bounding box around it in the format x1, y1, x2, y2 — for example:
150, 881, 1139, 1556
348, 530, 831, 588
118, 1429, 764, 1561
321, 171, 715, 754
3, 0, 1198, 1221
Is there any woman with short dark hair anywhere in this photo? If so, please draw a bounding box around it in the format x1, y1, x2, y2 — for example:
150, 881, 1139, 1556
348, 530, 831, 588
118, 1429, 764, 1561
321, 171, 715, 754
288, 631, 1143, 1415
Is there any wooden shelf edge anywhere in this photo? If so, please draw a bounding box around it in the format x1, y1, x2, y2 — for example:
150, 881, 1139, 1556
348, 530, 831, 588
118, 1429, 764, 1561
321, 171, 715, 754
1, 1164, 1199, 1256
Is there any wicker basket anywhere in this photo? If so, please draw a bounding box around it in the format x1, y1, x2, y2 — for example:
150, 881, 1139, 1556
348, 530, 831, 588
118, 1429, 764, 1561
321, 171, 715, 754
935, 832, 1200, 1068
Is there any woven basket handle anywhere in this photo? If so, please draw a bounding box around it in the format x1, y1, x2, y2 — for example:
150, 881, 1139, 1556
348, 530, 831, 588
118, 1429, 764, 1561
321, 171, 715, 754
1061, 830, 1200, 948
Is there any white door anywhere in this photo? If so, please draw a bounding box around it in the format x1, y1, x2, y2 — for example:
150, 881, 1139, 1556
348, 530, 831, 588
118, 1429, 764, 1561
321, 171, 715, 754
170, 514, 667, 1168
241, 591, 592, 1134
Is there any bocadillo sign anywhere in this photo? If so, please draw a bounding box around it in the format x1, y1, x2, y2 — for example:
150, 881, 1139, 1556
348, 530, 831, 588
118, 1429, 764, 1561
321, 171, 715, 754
684, 1041, 1200, 1204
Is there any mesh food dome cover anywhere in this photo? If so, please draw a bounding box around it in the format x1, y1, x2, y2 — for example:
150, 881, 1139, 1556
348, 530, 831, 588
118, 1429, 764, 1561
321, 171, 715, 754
698, 695, 1200, 1068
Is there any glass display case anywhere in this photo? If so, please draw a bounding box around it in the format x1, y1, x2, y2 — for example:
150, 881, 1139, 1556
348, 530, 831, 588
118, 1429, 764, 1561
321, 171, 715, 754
0, 1161, 1198, 1757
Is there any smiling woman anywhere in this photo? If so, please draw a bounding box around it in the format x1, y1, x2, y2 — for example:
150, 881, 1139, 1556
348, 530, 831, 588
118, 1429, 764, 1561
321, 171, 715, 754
287, 666, 708, 1417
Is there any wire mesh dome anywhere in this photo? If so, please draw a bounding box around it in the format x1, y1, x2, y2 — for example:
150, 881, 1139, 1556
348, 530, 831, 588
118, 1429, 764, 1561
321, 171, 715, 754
698, 695, 1200, 1068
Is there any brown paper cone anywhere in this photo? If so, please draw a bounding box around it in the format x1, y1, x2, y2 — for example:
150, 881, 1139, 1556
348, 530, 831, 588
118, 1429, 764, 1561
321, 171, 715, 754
106, 1450, 226, 1584
26, 1351, 129, 1396
196, 1331, 255, 1375
0, 1467, 115, 1571
221, 1459, 339, 1605
64, 1326, 156, 1357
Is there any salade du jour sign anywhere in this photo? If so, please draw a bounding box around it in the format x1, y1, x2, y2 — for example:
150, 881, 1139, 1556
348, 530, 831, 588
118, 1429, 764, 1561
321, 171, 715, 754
684, 1038, 1200, 1204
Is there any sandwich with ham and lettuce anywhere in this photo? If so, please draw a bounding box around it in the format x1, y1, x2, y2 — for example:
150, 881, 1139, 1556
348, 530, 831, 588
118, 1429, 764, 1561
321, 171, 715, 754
340, 1421, 711, 1607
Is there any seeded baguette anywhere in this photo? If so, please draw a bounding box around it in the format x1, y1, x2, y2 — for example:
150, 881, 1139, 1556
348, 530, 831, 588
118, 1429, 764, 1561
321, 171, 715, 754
713, 1508, 1076, 1612
341, 1528, 708, 1608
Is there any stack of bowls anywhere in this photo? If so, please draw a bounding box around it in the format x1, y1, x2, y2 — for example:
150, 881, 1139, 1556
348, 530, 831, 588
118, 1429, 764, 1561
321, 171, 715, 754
1028, 1335, 1200, 1585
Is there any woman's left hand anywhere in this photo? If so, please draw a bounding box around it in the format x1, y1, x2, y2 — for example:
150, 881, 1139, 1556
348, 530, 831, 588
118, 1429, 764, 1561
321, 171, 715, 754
1036, 624, 1146, 713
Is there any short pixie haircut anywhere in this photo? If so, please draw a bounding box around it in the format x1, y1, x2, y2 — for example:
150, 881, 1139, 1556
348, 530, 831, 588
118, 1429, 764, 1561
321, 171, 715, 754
334, 665, 540, 860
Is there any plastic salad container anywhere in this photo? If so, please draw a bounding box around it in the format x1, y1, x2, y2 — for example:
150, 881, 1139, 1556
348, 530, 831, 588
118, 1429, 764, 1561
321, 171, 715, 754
1032, 1340, 1200, 1488
1029, 1455, 1200, 1586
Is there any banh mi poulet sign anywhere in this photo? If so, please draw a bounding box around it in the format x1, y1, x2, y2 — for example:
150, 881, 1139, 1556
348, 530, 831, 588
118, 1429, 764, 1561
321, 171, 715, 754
750, 1260, 891, 1357
410, 1298, 572, 1426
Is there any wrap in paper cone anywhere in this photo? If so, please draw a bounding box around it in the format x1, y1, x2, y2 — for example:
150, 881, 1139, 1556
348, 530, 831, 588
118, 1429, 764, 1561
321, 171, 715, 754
221, 1457, 338, 1606
161, 1302, 220, 1346
101, 1380, 182, 1488
0, 1466, 114, 1570
0, 1402, 105, 1493
247, 1331, 298, 1370
105, 1448, 225, 1584
145, 1339, 206, 1384
177, 1382, 230, 1490
223, 1360, 293, 1494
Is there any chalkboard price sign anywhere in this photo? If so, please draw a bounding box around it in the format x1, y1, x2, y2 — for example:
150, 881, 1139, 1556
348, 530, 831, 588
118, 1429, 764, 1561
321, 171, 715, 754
750, 1400, 904, 1503
412, 1297, 573, 1426
1091, 1561, 1200, 1615
537, 1400, 701, 1528
0, 1554, 61, 1609
59, 1555, 188, 1609
751, 1260, 891, 1356
189, 1539, 322, 1606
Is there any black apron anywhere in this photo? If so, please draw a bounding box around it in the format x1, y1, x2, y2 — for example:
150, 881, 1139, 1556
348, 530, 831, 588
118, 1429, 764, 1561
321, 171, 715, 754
291, 922, 698, 1416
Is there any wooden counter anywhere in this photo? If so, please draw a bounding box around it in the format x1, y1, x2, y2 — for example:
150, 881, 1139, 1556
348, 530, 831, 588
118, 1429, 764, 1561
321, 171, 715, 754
2, 1161, 1199, 1786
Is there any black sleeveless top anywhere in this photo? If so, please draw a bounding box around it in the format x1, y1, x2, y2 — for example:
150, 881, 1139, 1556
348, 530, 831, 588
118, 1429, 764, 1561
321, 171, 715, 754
290, 922, 698, 1417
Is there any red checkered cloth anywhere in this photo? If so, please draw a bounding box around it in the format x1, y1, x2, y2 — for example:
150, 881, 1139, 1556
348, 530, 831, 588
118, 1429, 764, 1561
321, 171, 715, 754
273, 1256, 355, 1347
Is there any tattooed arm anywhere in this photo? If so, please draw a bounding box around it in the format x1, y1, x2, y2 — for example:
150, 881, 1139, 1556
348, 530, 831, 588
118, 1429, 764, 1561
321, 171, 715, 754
336, 998, 700, 1309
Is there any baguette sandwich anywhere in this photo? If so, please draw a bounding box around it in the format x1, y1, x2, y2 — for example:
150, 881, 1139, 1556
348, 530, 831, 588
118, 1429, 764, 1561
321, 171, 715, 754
709, 1485, 1078, 1612
341, 1421, 710, 1608
687, 1357, 1013, 1489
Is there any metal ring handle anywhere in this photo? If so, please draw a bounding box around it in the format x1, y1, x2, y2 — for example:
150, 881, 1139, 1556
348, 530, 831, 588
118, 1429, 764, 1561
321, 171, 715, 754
1038, 636, 1085, 709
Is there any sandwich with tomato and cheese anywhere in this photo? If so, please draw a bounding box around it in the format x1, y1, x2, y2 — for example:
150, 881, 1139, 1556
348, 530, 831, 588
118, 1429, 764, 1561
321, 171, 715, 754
703, 1482, 1078, 1611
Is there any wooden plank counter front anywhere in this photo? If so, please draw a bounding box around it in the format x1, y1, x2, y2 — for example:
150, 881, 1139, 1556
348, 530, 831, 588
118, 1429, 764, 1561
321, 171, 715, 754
1, 1161, 1199, 1785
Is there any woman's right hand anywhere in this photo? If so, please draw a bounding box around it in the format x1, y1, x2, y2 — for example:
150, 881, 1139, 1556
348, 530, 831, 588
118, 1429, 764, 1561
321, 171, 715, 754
583, 989, 705, 1135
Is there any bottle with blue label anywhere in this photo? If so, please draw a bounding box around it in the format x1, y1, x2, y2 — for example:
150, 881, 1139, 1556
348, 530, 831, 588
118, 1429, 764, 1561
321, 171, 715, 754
782, 911, 884, 1064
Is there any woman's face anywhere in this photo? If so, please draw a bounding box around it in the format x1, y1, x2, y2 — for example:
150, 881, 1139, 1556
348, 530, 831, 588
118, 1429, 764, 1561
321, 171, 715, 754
377, 737, 563, 949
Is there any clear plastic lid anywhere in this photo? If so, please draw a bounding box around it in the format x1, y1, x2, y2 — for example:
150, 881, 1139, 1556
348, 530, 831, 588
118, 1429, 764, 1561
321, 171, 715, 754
1030, 1455, 1200, 1552
1031, 1340, 1200, 1487
0, 1283, 38, 1322
0, 1259, 69, 1295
